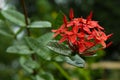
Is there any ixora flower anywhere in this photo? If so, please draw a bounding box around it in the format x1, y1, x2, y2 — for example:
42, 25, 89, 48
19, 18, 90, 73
52, 9, 113, 56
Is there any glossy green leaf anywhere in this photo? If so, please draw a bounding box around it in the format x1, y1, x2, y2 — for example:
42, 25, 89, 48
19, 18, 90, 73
37, 32, 53, 45
28, 21, 51, 28
25, 37, 53, 60
1, 9, 26, 26
6, 45, 34, 55
47, 40, 72, 56
64, 55, 85, 67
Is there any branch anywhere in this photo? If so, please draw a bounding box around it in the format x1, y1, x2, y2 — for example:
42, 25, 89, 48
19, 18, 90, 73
20, 0, 30, 36
20, 0, 37, 75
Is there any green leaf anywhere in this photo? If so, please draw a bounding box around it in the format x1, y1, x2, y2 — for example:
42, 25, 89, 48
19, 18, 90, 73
28, 21, 51, 28
64, 55, 85, 67
0, 29, 13, 38
6, 45, 34, 55
20, 56, 40, 73
19, 57, 32, 73
52, 55, 64, 62
40, 72, 54, 80
1, 9, 26, 26
52, 11, 64, 28
35, 75, 45, 80
37, 32, 53, 45
25, 37, 53, 61
34, 72, 54, 80
0, 20, 14, 37
15, 27, 25, 36
47, 40, 72, 56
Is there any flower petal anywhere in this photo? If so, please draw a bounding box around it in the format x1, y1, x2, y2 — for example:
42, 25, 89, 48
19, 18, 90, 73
63, 15, 67, 26
86, 11, 93, 23
59, 36, 67, 43
69, 35, 76, 43
83, 26, 91, 34
100, 41, 106, 48
107, 33, 113, 39
79, 43, 86, 53
69, 8, 74, 20
73, 25, 78, 33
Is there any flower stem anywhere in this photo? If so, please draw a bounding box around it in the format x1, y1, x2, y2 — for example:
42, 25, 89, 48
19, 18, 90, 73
53, 62, 71, 80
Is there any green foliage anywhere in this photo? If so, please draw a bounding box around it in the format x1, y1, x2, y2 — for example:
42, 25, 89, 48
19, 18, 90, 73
52, 11, 64, 28
0, 20, 14, 38
47, 40, 85, 67
39, 72, 54, 80
20, 56, 39, 73
0, 29, 13, 38
6, 39, 33, 55
77, 68, 91, 80
28, 21, 52, 28
37, 32, 53, 45
64, 55, 85, 67
33, 72, 54, 80
6, 43, 34, 55
25, 37, 53, 61
34, 75, 45, 80
1, 9, 26, 26
47, 40, 72, 56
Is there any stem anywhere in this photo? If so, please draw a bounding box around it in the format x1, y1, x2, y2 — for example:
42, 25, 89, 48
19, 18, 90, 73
20, 0, 30, 36
20, 0, 37, 75
53, 62, 71, 80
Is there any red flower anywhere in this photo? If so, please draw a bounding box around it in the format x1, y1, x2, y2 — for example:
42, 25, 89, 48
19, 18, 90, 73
52, 9, 112, 56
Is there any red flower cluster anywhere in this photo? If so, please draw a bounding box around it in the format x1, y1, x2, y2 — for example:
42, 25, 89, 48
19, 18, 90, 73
52, 9, 112, 56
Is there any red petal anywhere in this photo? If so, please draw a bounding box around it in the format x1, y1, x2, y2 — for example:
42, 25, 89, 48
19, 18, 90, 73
101, 41, 106, 48
69, 8, 74, 20
67, 21, 74, 27
97, 25, 104, 30
59, 36, 67, 43
73, 26, 78, 33
83, 26, 91, 34
79, 43, 86, 53
85, 42, 94, 48
107, 33, 113, 39
86, 11, 93, 23
100, 31, 107, 40
63, 15, 67, 26
53, 32, 59, 38
69, 35, 76, 43
87, 35, 94, 40
65, 31, 73, 35
51, 29, 57, 32
78, 32, 85, 38
89, 21, 104, 30
106, 41, 112, 48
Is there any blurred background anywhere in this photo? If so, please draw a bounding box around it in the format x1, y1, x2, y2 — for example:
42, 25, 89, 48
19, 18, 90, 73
0, 0, 120, 80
